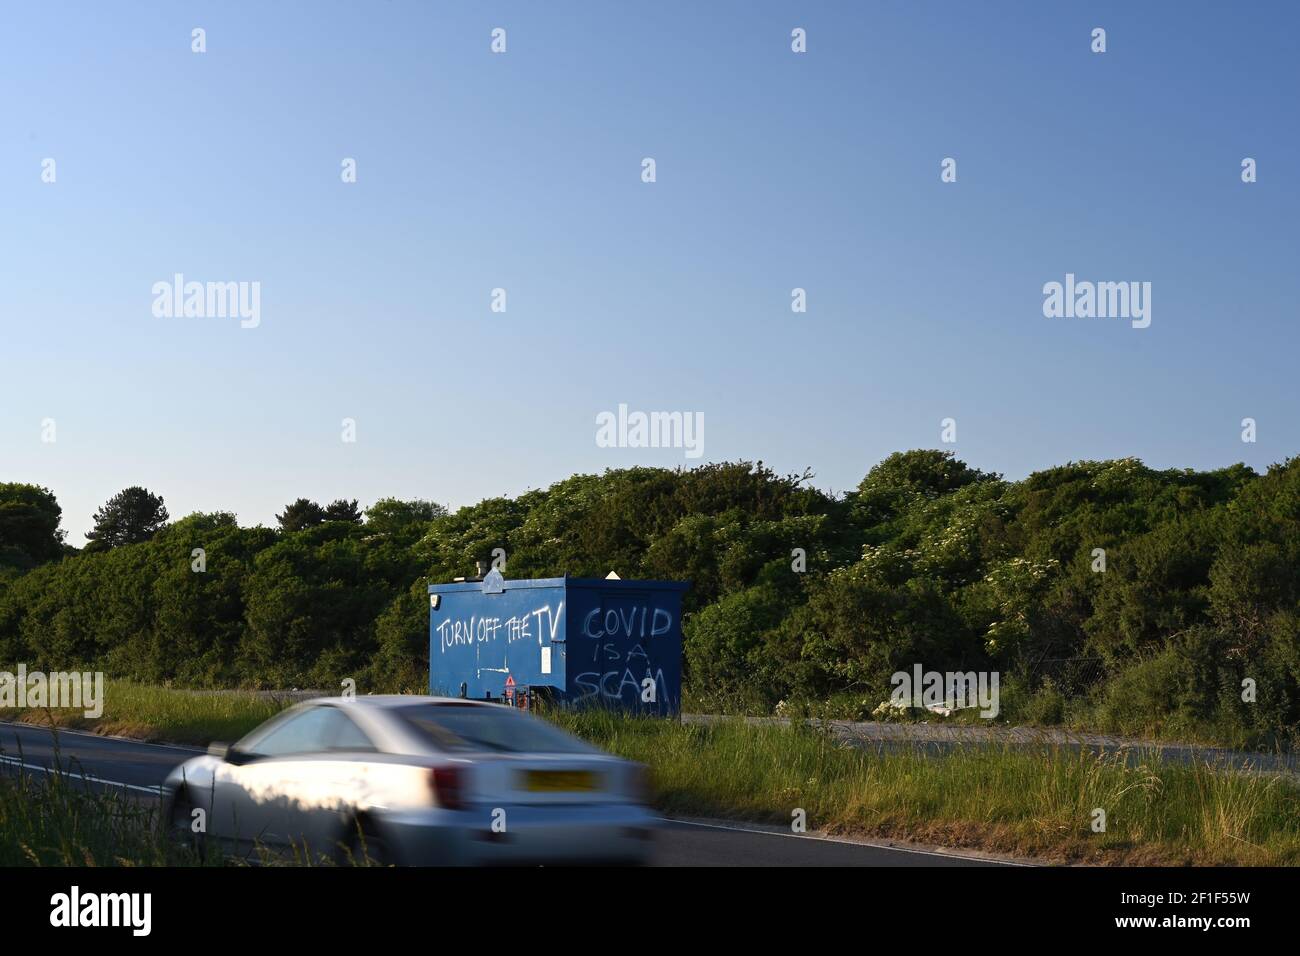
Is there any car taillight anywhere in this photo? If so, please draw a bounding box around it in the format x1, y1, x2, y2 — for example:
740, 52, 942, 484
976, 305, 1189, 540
429, 766, 467, 810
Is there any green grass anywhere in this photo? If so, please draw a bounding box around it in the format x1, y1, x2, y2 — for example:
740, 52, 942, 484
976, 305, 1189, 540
549, 709, 1300, 866
0, 680, 287, 746
5, 682, 1300, 865
0, 740, 210, 866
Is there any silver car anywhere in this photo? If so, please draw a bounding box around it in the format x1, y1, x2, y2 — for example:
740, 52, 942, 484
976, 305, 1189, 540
161, 696, 657, 865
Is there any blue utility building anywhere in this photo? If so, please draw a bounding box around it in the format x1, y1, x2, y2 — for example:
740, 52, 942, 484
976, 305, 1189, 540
429, 571, 688, 715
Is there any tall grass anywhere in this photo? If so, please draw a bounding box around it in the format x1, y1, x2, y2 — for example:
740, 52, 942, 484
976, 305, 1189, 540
552, 709, 1300, 865
0, 739, 208, 866
0, 680, 287, 745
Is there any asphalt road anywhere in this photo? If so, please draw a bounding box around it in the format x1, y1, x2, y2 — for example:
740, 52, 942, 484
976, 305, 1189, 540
0, 721, 1007, 867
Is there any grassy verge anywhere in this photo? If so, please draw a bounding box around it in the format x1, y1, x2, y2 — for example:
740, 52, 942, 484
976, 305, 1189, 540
5, 682, 1300, 865
553, 709, 1300, 865
0, 680, 286, 746
0, 748, 208, 866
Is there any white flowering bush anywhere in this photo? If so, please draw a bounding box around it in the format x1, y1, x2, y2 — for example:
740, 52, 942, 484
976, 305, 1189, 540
975, 556, 1060, 655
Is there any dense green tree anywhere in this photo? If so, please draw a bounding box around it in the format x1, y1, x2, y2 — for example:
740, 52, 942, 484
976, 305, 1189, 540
365, 498, 447, 540
84, 486, 168, 550
276, 498, 326, 532
2, 454, 1299, 740
684, 572, 793, 708
0, 483, 65, 570
323, 499, 363, 524
370, 582, 432, 692
851, 449, 998, 533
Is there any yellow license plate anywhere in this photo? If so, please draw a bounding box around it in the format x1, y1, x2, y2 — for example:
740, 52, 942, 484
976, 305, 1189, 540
524, 770, 598, 792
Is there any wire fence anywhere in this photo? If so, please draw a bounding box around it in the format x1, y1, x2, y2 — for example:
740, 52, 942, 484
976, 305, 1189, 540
1026, 656, 1108, 696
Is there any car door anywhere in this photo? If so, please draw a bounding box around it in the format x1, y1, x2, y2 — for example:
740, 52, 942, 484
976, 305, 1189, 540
211, 705, 377, 859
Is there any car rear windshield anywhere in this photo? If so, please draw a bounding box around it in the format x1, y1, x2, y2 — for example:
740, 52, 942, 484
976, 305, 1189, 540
397, 704, 600, 755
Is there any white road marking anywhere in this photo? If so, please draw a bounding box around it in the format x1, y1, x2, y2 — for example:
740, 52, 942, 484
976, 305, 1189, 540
0, 754, 163, 795
660, 817, 1035, 865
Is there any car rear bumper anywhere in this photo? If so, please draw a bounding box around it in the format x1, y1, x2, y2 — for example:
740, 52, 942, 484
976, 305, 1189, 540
378, 803, 658, 866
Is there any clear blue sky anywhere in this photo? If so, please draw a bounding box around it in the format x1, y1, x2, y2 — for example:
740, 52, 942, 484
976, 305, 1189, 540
3, 2, 1296, 545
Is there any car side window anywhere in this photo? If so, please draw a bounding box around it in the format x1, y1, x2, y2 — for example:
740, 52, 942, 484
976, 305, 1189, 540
248, 706, 375, 756
329, 708, 375, 751
249, 707, 337, 756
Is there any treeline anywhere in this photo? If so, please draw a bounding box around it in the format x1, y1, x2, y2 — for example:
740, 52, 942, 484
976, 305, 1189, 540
1, 453, 1298, 743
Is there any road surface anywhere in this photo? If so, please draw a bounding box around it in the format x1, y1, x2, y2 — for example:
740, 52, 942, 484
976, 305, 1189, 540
0, 721, 1009, 867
